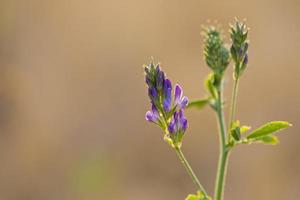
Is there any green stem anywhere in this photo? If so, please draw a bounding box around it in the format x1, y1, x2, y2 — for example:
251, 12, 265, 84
175, 146, 208, 197
229, 78, 239, 127
214, 88, 230, 200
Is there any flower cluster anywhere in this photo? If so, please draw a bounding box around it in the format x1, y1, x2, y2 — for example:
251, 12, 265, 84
203, 27, 230, 90
144, 61, 188, 147
203, 27, 230, 74
230, 20, 249, 78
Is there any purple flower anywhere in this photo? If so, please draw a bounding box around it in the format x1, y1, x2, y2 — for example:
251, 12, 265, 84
156, 67, 165, 91
145, 104, 160, 124
144, 61, 189, 143
163, 79, 172, 112
174, 84, 188, 109
148, 87, 158, 103
168, 109, 188, 135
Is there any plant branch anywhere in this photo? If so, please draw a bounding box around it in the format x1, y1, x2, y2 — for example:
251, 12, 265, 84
174, 146, 208, 197
229, 78, 239, 127
214, 86, 230, 200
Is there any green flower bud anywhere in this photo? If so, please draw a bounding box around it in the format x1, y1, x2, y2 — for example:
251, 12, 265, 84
203, 26, 230, 93
203, 27, 230, 74
230, 19, 249, 78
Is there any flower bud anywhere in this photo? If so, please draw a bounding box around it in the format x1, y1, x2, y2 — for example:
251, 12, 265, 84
230, 19, 249, 78
203, 27, 230, 74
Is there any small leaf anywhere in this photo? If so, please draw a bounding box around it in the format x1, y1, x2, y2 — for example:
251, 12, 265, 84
185, 191, 212, 200
186, 99, 209, 110
185, 194, 199, 200
258, 135, 279, 145
240, 125, 251, 134
247, 121, 291, 139
205, 73, 217, 99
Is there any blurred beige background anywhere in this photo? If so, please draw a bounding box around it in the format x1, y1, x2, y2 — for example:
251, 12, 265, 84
0, 0, 299, 199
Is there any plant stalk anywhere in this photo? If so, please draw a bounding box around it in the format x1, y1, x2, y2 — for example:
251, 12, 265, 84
214, 88, 230, 200
229, 78, 239, 127
175, 146, 208, 197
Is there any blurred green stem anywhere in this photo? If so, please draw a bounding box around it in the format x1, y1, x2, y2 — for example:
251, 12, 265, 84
214, 86, 230, 200
174, 146, 208, 197
229, 78, 239, 127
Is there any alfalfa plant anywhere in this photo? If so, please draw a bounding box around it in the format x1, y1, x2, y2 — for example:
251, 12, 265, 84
142, 19, 291, 200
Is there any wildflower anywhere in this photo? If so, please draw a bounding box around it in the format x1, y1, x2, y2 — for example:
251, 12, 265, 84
144, 61, 189, 146
174, 84, 188, 110
230, 19, 249, 78
168, 109, 188, 147
145, 104, 160, 124
163, 79, 172, 113
168, 110, 188, 134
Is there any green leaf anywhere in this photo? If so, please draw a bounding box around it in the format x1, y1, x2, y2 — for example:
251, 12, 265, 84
185, 194, 200, 200
245, 135, 279, 145
186, 99, 209, 110
205, 73, 217, 99
258, 135, 279, 145
240, 125, 251, 134
246, 121, 291, 139
185, 191, 212, 200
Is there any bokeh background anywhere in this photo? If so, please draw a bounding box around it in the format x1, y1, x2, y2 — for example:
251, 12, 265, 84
0, 0, 299, 199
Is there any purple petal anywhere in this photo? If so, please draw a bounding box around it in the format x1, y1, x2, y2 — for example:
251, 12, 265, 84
151, 104, 159, 118
145, 110, 159, 123
148, 88, 158, 101
163, 79, 172, 95
163, 79, 172, 112
174, 84, 182, 106
182, 119, 188, 132
163, 93, 171, 112
178, 109, 183, 117
168, 120, 176, 134
177, 110, 187, 131
145, 111, 154, 122
156, 71, 165, 90
174, 111, 179, 124
180, 96, 188, 109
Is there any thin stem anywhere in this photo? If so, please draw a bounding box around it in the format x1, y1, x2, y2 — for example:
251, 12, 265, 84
214, 148, 229, 200
214, 88, 230, 200
175, 146, 208, 197
229, 78, 239, 127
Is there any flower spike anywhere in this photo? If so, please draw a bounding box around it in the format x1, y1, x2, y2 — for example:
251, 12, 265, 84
143, 60, 189, 147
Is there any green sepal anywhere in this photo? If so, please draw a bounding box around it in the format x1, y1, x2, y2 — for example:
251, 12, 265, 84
230, 120, 241, 141
230, 45, 238, 63
246, 121, 291, 139
164, 134, 177, 148
230, 121, 251, 141
169, 131, 184, 148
